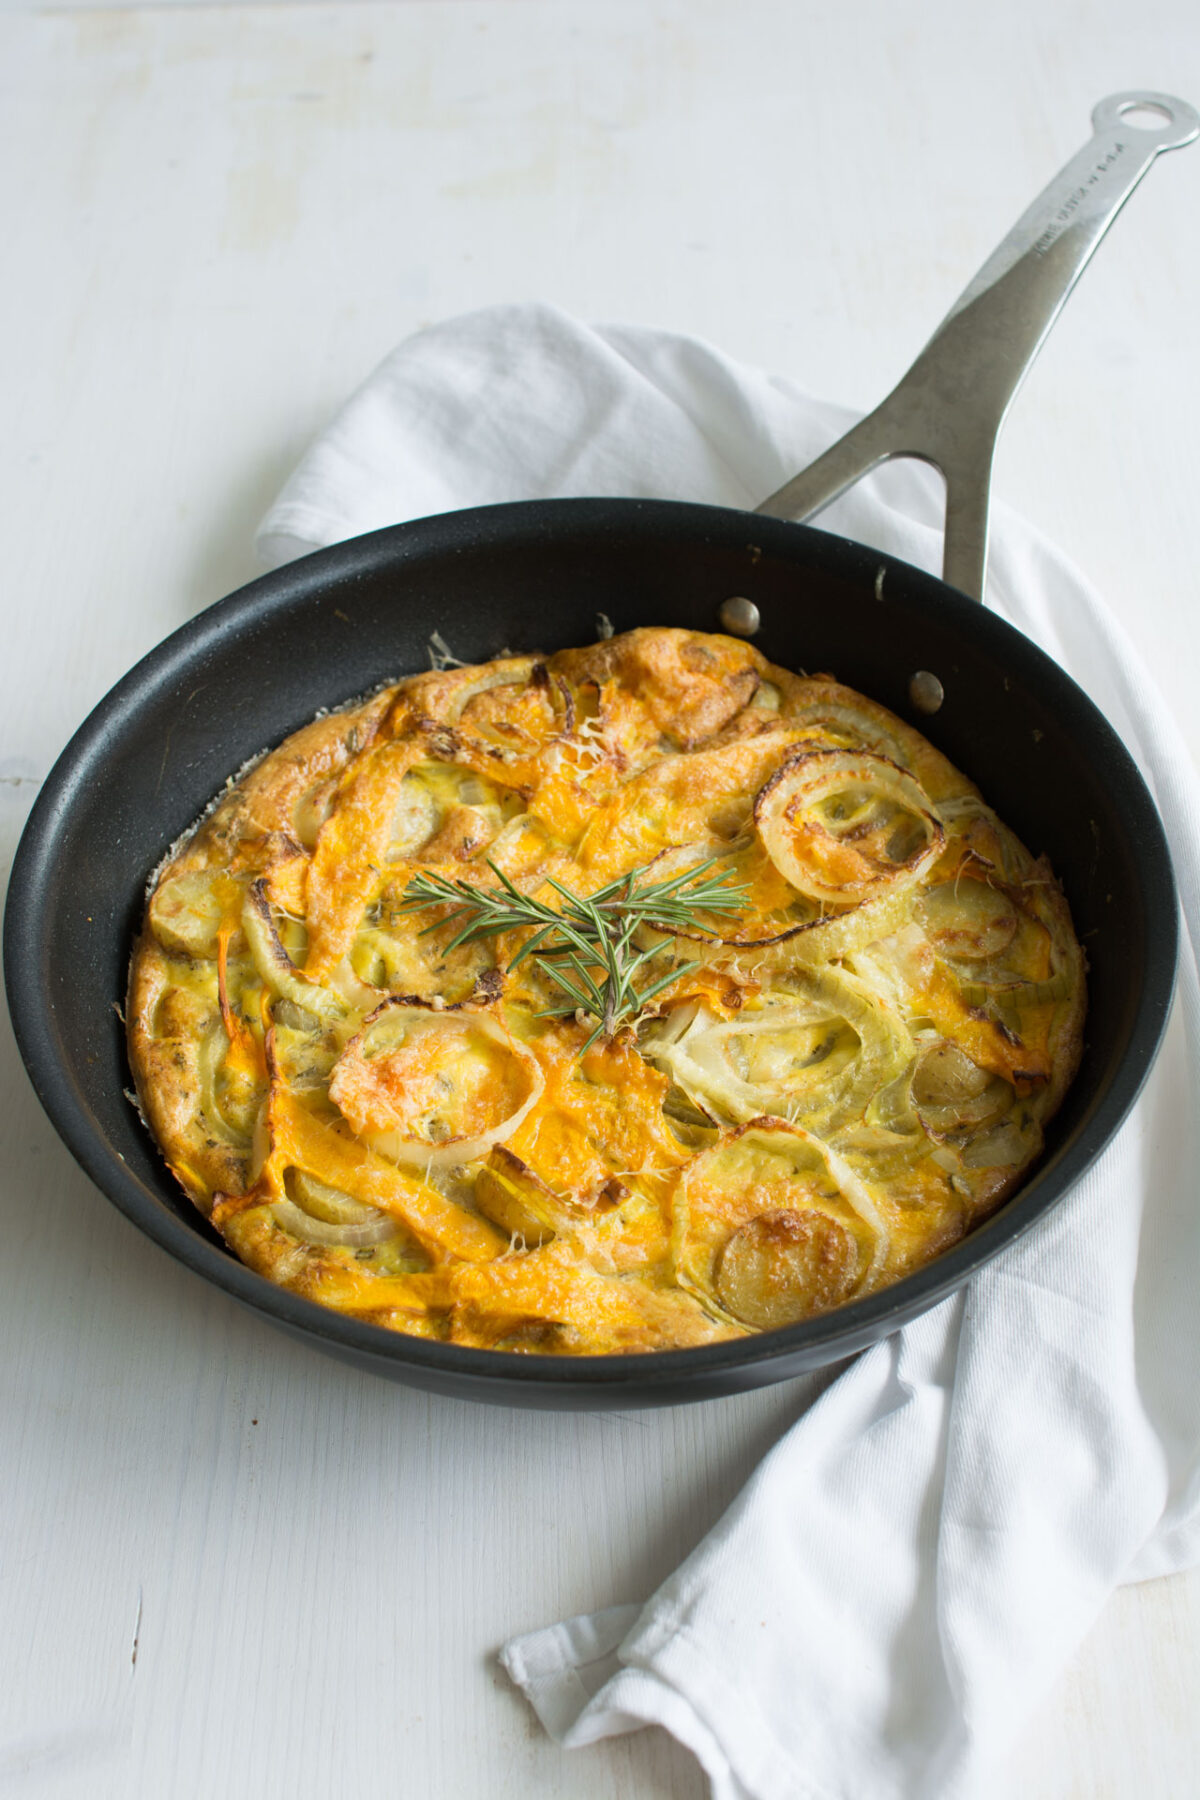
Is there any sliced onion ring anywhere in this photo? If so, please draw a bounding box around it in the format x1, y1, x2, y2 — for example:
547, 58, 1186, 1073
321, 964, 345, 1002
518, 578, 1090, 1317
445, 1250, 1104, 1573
956, 968, 1074, 1007
288, 1166, 381, 1225
270, 1197, 402, 1249
626, 842, 918, 969
439, 656, 542, 723
197, 1024, 261, 1147
783, 692, 915, 767
961, 1116, 1041, 1170
911, 1041, 1013, 1134
328, 1003, 543, 1169
644, 967, 912, 1137
755, 748, 943, 903
443, 659, 575, 771
242, 881, 345, 1022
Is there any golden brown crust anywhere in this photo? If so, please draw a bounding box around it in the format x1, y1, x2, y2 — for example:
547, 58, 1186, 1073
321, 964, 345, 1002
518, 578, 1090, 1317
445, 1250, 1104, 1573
128, 628, 1086, 1353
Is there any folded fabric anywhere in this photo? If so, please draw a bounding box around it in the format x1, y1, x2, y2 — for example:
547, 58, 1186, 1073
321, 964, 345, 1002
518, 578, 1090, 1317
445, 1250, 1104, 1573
258, 303, 1200, 1800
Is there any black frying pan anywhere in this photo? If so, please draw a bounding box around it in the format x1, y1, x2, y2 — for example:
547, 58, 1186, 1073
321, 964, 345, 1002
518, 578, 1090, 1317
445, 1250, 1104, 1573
3, 98, 1191, 1409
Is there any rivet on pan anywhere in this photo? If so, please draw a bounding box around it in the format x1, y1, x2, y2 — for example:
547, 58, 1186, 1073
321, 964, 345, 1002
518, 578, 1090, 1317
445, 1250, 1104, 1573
910, 670, 944, 714
719, 596, 760, 637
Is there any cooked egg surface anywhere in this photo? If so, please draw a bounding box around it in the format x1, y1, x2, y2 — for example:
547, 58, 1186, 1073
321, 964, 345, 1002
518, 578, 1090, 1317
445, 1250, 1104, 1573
128, 628, 1085, 1356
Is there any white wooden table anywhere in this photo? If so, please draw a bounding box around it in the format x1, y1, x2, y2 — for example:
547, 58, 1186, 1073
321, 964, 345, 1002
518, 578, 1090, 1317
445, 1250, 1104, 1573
3, 3, 1199, 1795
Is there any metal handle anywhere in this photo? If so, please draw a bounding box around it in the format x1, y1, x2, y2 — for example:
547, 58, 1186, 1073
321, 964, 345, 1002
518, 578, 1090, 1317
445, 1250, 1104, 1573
756, 92, 1199, 602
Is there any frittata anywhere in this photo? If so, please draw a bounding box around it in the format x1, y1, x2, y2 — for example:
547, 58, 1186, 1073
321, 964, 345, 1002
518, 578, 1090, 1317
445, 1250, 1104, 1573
127, 627, 1085, 1354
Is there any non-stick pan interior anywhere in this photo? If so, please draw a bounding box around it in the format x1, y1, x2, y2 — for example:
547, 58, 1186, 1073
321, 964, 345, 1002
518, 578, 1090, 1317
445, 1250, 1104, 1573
4, 500, 1177, 1406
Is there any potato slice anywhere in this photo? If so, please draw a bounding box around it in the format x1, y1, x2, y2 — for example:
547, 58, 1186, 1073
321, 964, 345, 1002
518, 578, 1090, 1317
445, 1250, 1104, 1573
473, 1148, 559, 1246
149, 869, 243, 959
672, 1119, 886, 1324
716, 1208, 859, 1327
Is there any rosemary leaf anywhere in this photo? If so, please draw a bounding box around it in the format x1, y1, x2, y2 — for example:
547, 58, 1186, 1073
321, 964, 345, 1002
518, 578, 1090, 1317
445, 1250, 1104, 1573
399, 852, 749, 1042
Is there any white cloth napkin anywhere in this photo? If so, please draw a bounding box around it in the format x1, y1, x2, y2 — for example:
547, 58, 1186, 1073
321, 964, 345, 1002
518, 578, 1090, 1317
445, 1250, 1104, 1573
257, 303, 1200, 1800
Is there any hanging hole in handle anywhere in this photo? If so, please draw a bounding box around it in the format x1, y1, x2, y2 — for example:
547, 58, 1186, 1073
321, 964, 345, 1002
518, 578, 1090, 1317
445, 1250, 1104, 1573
1117, 100, 1175, 131
1091, 91, 1199, 149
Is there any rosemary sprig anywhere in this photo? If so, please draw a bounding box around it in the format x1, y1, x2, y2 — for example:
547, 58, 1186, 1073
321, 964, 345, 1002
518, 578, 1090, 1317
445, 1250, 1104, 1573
397, 855, 750, 1049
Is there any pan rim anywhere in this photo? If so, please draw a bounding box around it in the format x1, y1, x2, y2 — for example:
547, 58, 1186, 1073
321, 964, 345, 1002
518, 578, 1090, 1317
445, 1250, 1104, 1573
4, 498, 1180, 1399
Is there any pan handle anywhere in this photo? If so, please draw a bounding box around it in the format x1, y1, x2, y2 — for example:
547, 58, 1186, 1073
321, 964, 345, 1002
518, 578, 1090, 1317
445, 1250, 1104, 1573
755, 92, 1199, 603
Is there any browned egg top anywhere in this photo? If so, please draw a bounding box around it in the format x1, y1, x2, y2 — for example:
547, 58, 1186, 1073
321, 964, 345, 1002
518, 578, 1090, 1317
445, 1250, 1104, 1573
128, 628, 1085, 1355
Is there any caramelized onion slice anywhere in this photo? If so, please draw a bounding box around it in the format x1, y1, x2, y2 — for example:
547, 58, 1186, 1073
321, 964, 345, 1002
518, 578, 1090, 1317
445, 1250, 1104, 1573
328, 1004, 543, 1169
440, 656, 543, 723
633, 840, 926, 971
242, 882, 345, 1022
782, 692, 915, 767
755, 749, 943, 903
446, 659, 575, 771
